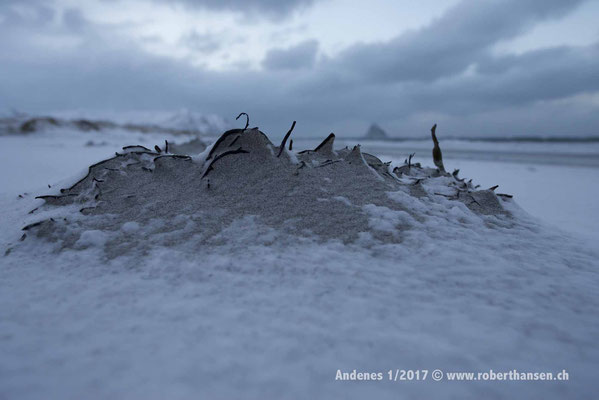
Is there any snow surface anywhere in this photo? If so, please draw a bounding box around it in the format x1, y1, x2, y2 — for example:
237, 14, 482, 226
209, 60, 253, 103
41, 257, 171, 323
46, 109, 231, 136
1, 126, 598, 399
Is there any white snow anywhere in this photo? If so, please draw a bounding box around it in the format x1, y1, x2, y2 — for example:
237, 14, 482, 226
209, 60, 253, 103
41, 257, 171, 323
1, 126, 598, 399
363, 203, 415, 234
75, 230, 110, 248
121, 221, 141, 234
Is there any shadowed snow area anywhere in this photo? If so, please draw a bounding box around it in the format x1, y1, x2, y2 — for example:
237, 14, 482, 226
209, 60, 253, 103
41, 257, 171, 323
2, 127, 599, 399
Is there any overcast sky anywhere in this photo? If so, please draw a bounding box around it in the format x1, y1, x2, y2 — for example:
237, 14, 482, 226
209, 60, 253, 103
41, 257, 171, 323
1, 0, 598, 137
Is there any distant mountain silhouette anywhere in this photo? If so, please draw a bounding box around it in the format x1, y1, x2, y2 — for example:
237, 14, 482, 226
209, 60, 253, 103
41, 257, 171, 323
364, 123, 388, 140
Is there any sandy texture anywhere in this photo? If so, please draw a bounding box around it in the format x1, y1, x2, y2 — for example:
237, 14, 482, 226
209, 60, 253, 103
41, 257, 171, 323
2, 127, 598, 400
22, 128, 508, 255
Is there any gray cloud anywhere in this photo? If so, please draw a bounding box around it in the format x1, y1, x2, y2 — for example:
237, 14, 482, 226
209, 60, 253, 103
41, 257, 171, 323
0, 0, 598, 138
62, 8, 87, 32
180, 30, 223, 54
262, 40, 318, 70
0, 1, 56, 27
329, 0, 587, 84
148, 0, 318, 17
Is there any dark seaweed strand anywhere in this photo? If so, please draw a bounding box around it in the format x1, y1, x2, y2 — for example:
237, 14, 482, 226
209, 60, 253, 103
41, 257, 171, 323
22, 219, 51, 231
236, 112, 249, 130
206, 129, 245, 160
59, 150, 163, 192
277, 121, 296, 157
202, 147, 249, 179
315, 160, 341, 168
60, 154, 125, 192
35, 193, 79, 200
228, 135, 241, 147
165, 140, 169, 153
153, 154, 192, 162
314, 133, 335, 152
116, 151, 161, 157
122, 145, 152, 152
59, 150, 160, 194
408, 153, 415, 168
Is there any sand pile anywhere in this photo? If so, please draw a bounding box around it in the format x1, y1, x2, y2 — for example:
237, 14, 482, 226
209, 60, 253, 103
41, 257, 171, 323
17, 121, 517, 256
5, 121, 599, 400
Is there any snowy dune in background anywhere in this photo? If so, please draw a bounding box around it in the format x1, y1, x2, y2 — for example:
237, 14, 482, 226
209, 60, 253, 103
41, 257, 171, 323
23, 109, 231, 136
1, 125, 599, 399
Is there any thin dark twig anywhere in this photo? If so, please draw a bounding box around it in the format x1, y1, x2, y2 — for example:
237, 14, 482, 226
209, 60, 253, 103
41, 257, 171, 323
467, 195, 481, 207
60, 154, 127, 192
123, 151, 161, 157
314, 133, 335, 152
431, 123, 445, 172
153, 155, 192, 162
36, 194, 78, 200
123, 145, 152, 152
207, 129, 244, 160
236, 112, 249, 130
315, 160, 341, 168
202, 147, 249, 178
229, 135, 240, 147
22, 220, 49, 231
277, 121, 296, 157
289, 139, 293, 151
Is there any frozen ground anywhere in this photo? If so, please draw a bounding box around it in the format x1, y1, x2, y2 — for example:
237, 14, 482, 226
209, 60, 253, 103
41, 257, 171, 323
1, 127, 598, 399
291, 137, 599, 242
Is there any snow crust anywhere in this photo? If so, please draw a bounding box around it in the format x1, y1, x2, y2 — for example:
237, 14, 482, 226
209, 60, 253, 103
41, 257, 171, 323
1, 126, 598, 399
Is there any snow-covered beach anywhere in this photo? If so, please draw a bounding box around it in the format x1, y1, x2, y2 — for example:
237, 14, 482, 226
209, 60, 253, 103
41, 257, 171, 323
3, 0, 599, 397
1, 122, 598, 399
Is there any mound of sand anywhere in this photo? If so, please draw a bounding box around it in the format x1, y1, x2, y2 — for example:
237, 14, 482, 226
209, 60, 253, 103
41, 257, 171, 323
19, 125, 514, 256
4, 121, 599, 400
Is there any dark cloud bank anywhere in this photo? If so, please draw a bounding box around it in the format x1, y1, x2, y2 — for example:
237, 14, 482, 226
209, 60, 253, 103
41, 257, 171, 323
150, 0, 318, 17
0, 0, 598, 137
